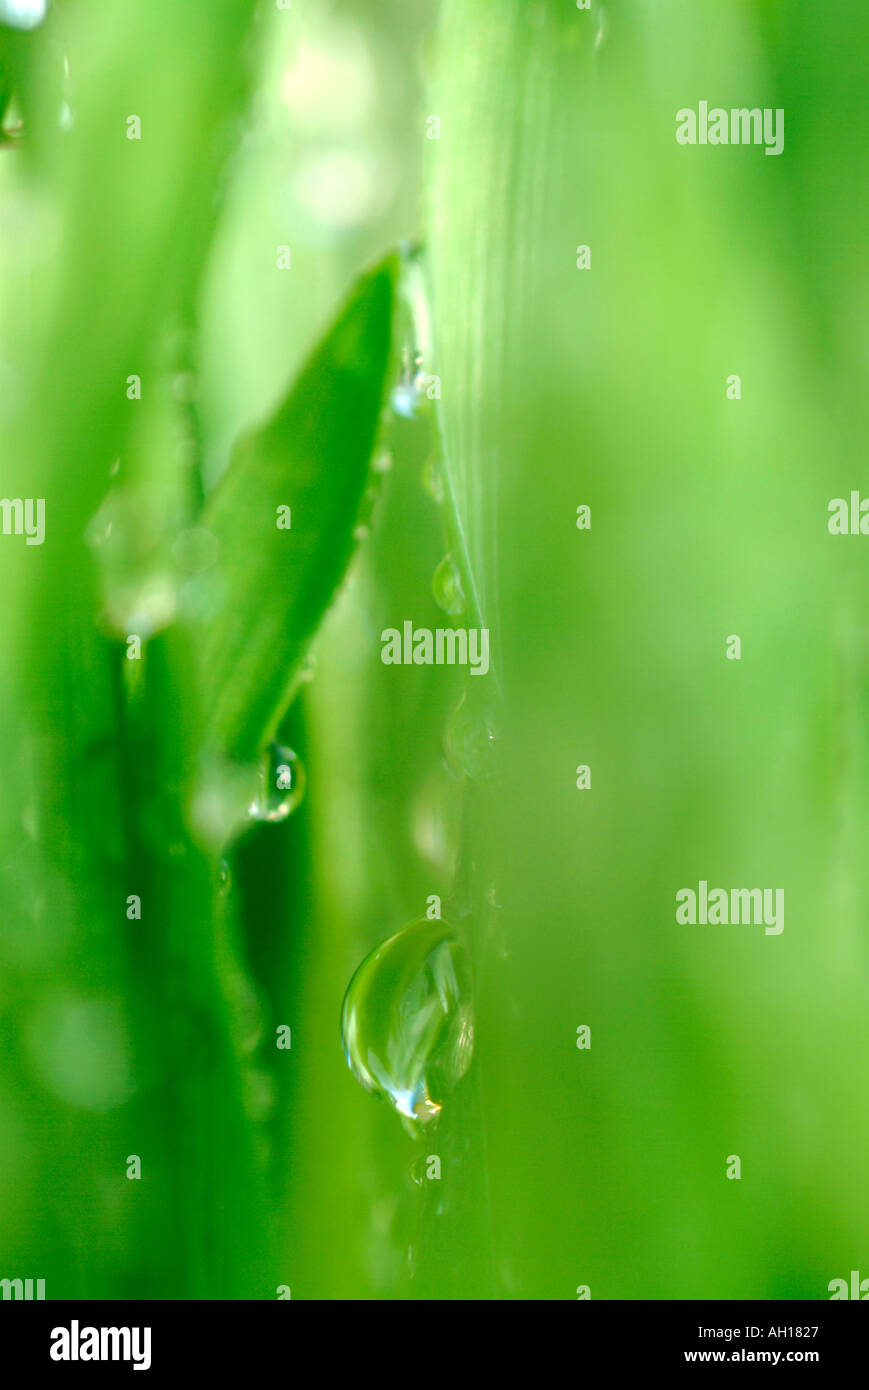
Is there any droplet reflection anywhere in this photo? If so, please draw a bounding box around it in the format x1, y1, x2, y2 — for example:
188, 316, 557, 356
341, 917, 474, 1134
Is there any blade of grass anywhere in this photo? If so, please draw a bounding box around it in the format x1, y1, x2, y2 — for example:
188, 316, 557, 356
198, 256, 397, 764
0, 0, 264, 1297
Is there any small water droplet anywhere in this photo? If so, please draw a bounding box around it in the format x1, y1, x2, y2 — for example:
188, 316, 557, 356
432, 553, 466, 616
373, 446, 394, 474
390, 382, 418, 420
421, 455, 445, 504
248, 742, 306, 823
341, 917, 474, 1134
218, 859, 232, 896
397, 242, 433, 375
353, 523, 369, 542
444, 691, 497, 780
390, 327, 430, 422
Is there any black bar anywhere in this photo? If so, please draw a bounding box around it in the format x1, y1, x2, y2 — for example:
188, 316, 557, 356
0, 1299, 864, 1375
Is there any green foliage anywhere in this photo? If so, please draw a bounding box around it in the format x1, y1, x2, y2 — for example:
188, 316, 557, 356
199, 258, 397, 763
1, 0, 867, 1305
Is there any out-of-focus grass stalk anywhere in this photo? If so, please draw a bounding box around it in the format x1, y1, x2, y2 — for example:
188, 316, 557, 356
0, 0, 264, 1296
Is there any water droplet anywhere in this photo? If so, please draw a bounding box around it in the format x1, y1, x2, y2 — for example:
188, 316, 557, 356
341, 917, 474, 1134
432, 553, 466, 616
0, 0, 47, 32
218, 859, 232, 896
444, 691, 497, 780
390, 319, 431, 423
390, 383, 416, 419
248, 742, 306, 823
353, 523, 369, 542
397, 242, 433, 374
422, 455, 445, 504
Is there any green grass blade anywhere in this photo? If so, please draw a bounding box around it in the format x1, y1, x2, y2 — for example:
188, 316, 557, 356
199, 257, 397, 763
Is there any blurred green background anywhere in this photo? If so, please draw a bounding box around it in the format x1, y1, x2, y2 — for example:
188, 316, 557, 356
0, 0, 867, 1300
